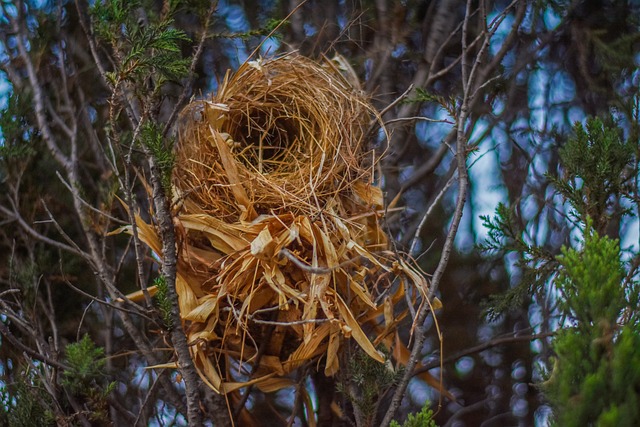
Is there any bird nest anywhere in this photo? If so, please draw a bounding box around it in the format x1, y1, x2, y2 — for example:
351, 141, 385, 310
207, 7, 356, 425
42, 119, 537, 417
130, 54, 435, 394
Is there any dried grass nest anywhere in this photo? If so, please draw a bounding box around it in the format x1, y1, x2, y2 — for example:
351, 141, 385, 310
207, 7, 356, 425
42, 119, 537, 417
132, 54, 438, 394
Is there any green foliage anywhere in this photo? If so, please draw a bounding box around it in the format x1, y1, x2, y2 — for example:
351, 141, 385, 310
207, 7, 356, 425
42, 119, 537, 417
7, 256, 38, 299
0, 377, 55, 427
61, 335, 115, 423
264, 18, 287, 35
0, 94, 36, 161
90, 0, 191, 89
481, 119, 640, 427
480, 117, 634, 320
154, 275, 173, 328
141, 121, 175, 192
556, 222, 625, 325
91, 0, 133, 39
212, 18, 288, 41
404, 87, 457, 117
478, 203, 557, 320
390, 402, 438, 427
482, 116, 639, 425
544, 225, 640, 427
337, 348, 402, 422
549, 117, 633, 232
62, 334, 108, 395
121, 20, 190, 85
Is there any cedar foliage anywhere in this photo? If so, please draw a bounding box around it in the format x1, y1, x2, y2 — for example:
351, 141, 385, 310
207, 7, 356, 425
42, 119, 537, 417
481, 118, 639, 424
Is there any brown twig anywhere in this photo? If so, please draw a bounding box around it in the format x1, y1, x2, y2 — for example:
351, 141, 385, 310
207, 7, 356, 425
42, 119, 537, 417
162, 1, 219, 138
418, 331, 555, 374
0, 321, 68, 370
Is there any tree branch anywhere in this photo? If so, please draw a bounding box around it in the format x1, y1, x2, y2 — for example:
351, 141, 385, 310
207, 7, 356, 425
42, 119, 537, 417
0, 321, 68, 370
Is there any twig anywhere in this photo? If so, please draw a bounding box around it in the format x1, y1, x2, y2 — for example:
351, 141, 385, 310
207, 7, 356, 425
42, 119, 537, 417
134, 370, 165, 427
162, 1, 219, 138
77, 300, 95, 341
249, 298, 296, 317
12, 11, 70, 169
409, 173, 457, 257
56, 172, 128, 225
0, 321, 68, 370
0, 204, 88, 259
251, 318, 329, 326
385, 116, 454, 126
417, 331, 555, 373
62, 277, 154, 322
377, 84, 415, 119
41, 201, 94, 260
232, 322, 276, 421
286, 371, 308, 427
398, 133, 452, 191
443, 398, 491, 427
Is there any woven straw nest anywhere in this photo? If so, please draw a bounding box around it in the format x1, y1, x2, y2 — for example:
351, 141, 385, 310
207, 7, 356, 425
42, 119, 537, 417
130, 54, 437, 394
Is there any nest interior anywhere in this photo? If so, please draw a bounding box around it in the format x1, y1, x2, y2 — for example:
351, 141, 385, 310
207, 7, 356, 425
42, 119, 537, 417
174, 54, 373, 222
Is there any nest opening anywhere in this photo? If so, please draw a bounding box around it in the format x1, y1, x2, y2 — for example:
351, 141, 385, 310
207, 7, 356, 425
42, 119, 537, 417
228, 108, 309, 174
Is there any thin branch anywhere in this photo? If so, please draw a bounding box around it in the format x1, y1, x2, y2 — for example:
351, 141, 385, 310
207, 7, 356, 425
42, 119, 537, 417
62, 276, 155, 322
74, 0, 110, 85
399, 138, 452, 191
0, 204, 89, 259
377, 83, 415, 120
134, 370, 165, 427
460, 0, 473, 93
418, 331, 555, 373
443, 398, 491, 427
468, 0, 519, 103
251, 318, 328, 326
409, 173, 457, 256
145, 146, 219, 426
0, 321, 69, 370
56, 172, 128, 225
162, 1, 218, 138
12, 18, 69, 169
385, 116, 454, 126
41, 201, 95, 259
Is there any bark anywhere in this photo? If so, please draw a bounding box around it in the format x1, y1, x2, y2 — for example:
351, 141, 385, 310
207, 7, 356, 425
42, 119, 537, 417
147, 159, 209, 426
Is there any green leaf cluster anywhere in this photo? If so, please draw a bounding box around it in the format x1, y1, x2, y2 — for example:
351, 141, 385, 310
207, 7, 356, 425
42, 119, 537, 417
390, 401, 438, 427
61, 334, 116, 423
478, 203, 556, 320
404, 87, 457, 118
91, 0, 191, 90
0, 378, 54, 427
545, 224, 640, 426
481, 117, 639, 425
212, 18, 288, 41
549, 117, 633, 232
556, 224, 625, 325
480, 118, 634, 320
337, 348, 403, 422
0, 94, 36, 162
62, 334, 108, 395
141, 122, 175, 192
154, 274, 173, 329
